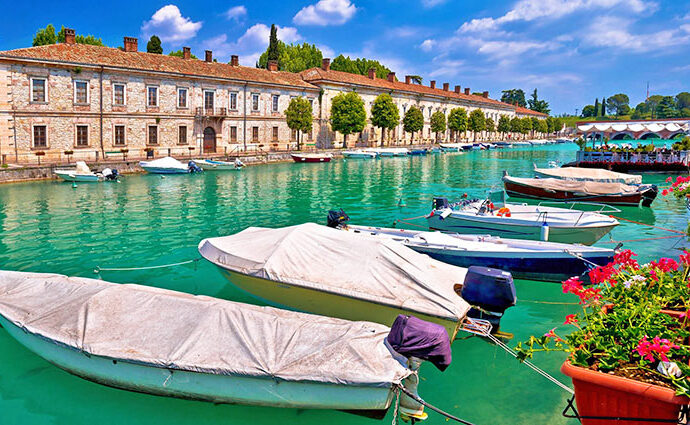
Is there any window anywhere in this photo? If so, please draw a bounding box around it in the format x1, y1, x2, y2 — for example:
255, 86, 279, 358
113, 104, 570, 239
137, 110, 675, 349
252, 94, 259, 111
309, 99, 314, 109
252, 126, 259, 142
148, 125, 158, 145
76, 125, 89, 146
307, 130, 313, 141
229, 92, 238, 110
272, 95, 279, 112
74, 81, 89, 104
178, 126, 187, 145
147, 86, 158, 107
204, 90, 214, 111
177, 88, 188, 108
33, 125, 47, 147
31, 78, 46, 103
114, 125, 125, 146
291, 129, 298, 141
272, 126, 279, 141
113, 84, 126, 106
230, 126, 237, 142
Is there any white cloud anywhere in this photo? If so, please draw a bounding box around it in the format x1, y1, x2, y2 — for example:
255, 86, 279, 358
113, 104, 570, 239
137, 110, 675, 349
202, 24, 301, 65
583, 16, 690, 52
225, 5, 247, 22
428, 59, 464, 78
318, 44, 336, 58
141, 5, 202, 44
421, 0, 447, 7
420, 39, 436, 51
293, 0, 357, 26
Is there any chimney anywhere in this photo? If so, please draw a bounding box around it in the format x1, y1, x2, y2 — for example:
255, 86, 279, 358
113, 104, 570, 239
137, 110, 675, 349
322, 58, 331, 71
454, 85, 461, 94
482, 91, 489, 98
443, 82, 449, 91
268, 60, 278, 72
182, 47, 191, 60
387, 72, 396, 82
368, 68, 376, 79
430, 80, 436, 89
405, 75, 412, 84
231, 55, 239, 66
205, 50, 213, 62
64, 28, 76, 45
464, 87, 470, 95
123, 37, 138, 52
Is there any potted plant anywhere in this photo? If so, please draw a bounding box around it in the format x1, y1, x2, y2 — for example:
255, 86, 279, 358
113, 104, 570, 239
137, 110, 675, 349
120, 148, 129, 161
35, 151, 45, 165
516, 250, 690, 424
144, 147, 154, 159
64, 150, 74, 163
187, 146, 195, 158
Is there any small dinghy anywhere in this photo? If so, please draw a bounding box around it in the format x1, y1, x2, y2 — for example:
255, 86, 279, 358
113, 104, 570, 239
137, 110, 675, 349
139, 157, 200, 174
408, 149, 429, 156
195, 158, 244, 171
342, 150, 378, 159
533, 165, 642, 184
291, 153, 333, 163
503, 174, 658, 207
427, 196, 619, 245
54, 161, 119, 182
0, 270, 456, 419
363, 148, 409, 157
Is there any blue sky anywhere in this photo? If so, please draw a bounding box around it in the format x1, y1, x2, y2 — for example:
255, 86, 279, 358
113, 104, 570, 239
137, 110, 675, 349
1, 0, 690, 114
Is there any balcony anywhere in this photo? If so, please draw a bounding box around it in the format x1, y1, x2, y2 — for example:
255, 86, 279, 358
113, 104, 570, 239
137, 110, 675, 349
196, 107, 227, 118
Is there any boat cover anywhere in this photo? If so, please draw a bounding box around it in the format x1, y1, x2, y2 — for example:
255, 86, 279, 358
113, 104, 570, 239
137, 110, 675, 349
0, 270, 412, 387
75, 161, 92, 174
534, 167, 641, 184
506, 176, 643, 195
199, 223, 470, 322
141, 156, 187, 169
387, 315, 452, 371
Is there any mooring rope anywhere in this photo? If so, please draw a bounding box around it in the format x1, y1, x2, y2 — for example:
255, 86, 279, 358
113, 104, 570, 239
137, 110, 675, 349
94, 258, 200, 274
562, 249, 603, 268
610, 215, 688, 236
396, 385, 477, 425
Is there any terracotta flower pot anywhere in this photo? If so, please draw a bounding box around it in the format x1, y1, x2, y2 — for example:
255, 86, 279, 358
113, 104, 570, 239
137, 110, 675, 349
561, 360, 688, 425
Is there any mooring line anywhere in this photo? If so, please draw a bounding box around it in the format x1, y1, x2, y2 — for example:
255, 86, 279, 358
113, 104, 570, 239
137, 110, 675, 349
94, 258, 200, 274
610, 215, 688, 236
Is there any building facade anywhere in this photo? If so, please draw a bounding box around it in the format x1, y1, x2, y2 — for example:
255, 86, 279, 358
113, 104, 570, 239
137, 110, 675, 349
0, 30, 547, 164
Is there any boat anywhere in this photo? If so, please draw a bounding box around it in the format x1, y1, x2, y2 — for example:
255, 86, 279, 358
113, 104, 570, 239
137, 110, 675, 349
533, 165, 642, 185
199, 223, 479, 339
363, 148, 409, 157
139, 157, 198, 174
195, 158, 244, 170
427, 196, 619, 245
503, 174, 658, 207
439, 143, 460, 152
512, 141, 531, 146
342, 150, 378, 159
334, 221, 614, 282
291, 153, 333, 163
408, 149, 428, 156
54, 161, 119, 182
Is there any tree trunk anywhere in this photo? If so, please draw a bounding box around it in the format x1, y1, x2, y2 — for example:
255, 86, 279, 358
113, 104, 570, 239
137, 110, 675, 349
381, 128, 385, 147
298, 130, 301, 151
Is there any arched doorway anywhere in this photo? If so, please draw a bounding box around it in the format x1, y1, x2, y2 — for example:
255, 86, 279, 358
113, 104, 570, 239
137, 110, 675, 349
203, 127, 216, 153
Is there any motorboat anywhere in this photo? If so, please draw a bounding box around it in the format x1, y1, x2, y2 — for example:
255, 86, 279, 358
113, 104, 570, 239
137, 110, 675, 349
199, 223, 507, 339
512, 141, 531, 146
333, 220, 614, 282
427, 196, 619, 245
408, 149, 428, 156
363, 148, 409, 157
533, 165, 642, 185
503, 174, 658, 207
439, 143, 461, 152
139, 157, 200, 174
0, 270, 450, 419
291, 153, 333, 163
342, 150, 378, 159
54, 161, 119, 182
195, 158, 244, 170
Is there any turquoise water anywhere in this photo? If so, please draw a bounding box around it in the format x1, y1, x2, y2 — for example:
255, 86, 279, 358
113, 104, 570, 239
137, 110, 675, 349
0, 144, 687, 425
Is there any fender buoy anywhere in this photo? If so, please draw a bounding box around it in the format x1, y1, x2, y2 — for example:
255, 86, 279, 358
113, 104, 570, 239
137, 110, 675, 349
497, 207, 511, 217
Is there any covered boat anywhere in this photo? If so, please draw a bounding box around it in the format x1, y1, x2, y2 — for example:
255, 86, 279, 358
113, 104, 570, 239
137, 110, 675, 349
195, 158, 244, 170
199, 223, 471, 339
343, 150, 377, 159
0, 270, 447, 418
364, 148, 409, 157
534, 166, 642, 185
503, 175, 658, 207
54, 161, 118, 182
427, 197, 619, 245
291, 153, 333, 163
139, 157, 193, 174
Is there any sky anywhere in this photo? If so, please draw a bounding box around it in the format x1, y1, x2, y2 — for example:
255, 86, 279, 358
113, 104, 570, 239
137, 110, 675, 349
1, 0, 690, 115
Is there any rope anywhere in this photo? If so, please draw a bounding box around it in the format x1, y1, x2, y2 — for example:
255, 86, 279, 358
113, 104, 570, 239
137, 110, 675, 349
601, 235, 684, 244
396, 385, 477, 425
391, 386, 400, 425
520, 300, 579, 305
610, 215, 688, 236
94, 258, 200, 273
562, 249, 603, 268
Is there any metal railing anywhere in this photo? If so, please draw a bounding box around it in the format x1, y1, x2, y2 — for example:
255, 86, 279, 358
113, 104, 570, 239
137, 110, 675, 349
195, 107, 227, 117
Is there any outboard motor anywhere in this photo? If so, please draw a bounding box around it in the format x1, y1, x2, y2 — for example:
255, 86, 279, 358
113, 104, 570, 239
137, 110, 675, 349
432, 197, 449, 210
102, 168, 119, 181
327, 209, 350, 228
188, 161, 203, 174
460, 266, 516, 334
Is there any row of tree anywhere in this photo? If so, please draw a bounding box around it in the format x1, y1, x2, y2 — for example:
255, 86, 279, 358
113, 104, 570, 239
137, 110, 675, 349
32, 24, 104, 47
500, 89, 551, 114
581, 92, 690, 119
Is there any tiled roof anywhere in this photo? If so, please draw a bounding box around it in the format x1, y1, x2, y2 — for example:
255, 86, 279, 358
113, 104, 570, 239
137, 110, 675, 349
0, 43, 318, 90
515, 105, 548, 117
300, 67, 513, 110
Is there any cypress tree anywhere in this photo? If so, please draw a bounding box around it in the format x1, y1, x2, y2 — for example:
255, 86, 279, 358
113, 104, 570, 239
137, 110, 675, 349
267, 24, 279, 63
601, 97, 607, 117
594, 98, 600, 117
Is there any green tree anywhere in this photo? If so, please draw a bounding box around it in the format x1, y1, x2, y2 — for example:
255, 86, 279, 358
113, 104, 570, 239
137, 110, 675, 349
601, 96, 607, 116
57, 27, 103, 46
330, 91, 366, 147
430, 111, 447, 143
33, 24, 57, 46
285, 97, 313, 150
510, 116, 522, 137
169, 49, 198, 59
402, 106, 424, 144
370, 94, 400, 146
527, 89, 550, 114
501, 89, 526, 107
258, 42, 322, 72
497, 115, 511, 138
606, 93, 630, 116
676, 92, 690, 113
530, 117, 540, 137
656, 96, 678, 119
553, 117, 563, 134
581, 105, 596, 117
331, 55, 393, 79
521, 117, 532, 137
267, 24, 279, 63
448, 107, 468, 142
409, 75, 423, 84
546, 116, 555, 133
485, 117, 495, 138
146, 35, 163, 54
536, 119, 548, 134
594, 98, 600, 117
468, 109, 486, 142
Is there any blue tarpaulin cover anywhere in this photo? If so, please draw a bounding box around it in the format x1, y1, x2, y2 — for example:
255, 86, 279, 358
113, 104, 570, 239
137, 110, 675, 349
386, 315, 452, 371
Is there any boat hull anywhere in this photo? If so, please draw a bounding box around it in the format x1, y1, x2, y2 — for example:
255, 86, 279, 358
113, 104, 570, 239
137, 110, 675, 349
291, 154, 332, 163
504, 180, 657, 207
140, 166, 189, 174
54, 172, 101, 182
343, 153, 377, 159
197, 162, 242, 171
214, 268, 461, 339
0, 315, 394, 411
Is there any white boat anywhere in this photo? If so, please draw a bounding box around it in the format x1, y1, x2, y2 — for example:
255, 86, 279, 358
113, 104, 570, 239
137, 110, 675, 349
439, 143, 470, 152
364, 148, 409, 157
511, 141, 531, 146
533, 165, 642, 185
139, 157, 190, 174
339, 224, 615, 282
0, 270, 441, 418
195, 158, 244, 171
54, 161, 114, 182
427, 196, 619, 245
342, 150, 378, 159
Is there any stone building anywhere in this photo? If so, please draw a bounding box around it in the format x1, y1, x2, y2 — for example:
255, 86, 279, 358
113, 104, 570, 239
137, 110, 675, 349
0, 29, 548, 163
